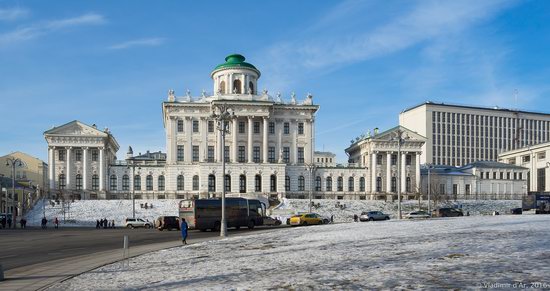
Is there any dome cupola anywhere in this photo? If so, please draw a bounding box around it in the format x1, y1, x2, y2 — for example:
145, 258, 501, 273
211, 54, 260, 95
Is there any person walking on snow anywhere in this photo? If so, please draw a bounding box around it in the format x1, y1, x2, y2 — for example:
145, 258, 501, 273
180, 218, 188, 245
54, 217, 59, 229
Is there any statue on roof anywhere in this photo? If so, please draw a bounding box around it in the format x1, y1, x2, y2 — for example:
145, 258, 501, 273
276, 92, 282, 103
168, 89, 175, 101
290, 92, 297, 105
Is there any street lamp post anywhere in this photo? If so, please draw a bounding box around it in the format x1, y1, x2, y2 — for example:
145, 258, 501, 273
211, 102, 235, 238
306, 163, 316, 213
126, 157, 140, 219
391, 129, 409, 219
426, 163, 433, 217
6, 157, 22, 228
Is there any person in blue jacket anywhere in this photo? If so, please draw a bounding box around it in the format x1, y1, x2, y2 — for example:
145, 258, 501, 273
180, 218, 188, 245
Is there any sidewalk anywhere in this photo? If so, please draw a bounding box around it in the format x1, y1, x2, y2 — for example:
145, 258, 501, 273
0, 236, 217, 291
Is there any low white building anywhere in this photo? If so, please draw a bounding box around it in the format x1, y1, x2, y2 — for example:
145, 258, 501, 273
421, 161, 528, 200
498, 141, 550, 192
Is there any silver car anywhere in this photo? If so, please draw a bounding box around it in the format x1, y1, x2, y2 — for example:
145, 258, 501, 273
405, 211, 430, 219
359, 211, 390, 221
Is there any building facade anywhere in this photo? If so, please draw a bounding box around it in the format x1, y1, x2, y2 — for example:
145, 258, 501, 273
421, 161, 528, 201
498, 141, 550, 192
400, 101, 550, 167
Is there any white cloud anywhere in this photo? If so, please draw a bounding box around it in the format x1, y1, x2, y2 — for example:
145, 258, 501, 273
0, 7, 29, 21
0, 13, 105, 46
109, 38, 166, 50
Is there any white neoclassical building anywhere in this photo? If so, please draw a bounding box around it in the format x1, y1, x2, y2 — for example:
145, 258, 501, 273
44, 54, 427, 201
498, 141, 550, 193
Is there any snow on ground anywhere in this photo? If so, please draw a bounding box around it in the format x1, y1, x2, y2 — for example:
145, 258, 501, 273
51, 215, 550, 290
25, 198, 522, 227
25, 199, 179, 227
273, 198, 522, 223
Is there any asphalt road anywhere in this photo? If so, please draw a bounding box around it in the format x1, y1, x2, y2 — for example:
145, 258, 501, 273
0, 226, 282, 271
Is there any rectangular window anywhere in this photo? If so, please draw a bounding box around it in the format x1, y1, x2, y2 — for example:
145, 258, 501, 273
177, 119, 184, 132
391, 154, 397, 166
268, 147, 275, 163
239, 122, 245, 134
283, 147, 290, 163
253, 122, 260, 134
192, 146, 199, 162
298, 122, 304, 135
177, 145, 184, 162
297, 147, 304, 164
238, 146, 246, 162
224, 146, 230, 162
208, 146, 215, 162
91, 149, 98, 162
377, 155, 383, 165
285, 176, 290, 191
75, 149, 82, 162
406, 154, 412, 166
58, 149, 66, 161
269, 122, 275, 134
208, 121, 214, 133
193, 120, 199, 133
284, 122, 290, 134
253, 146, 260, 163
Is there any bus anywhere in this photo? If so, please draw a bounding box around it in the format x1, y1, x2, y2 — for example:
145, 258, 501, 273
179, 197, 265, 231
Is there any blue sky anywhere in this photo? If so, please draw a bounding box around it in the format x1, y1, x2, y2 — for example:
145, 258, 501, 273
1, 0, 550, 163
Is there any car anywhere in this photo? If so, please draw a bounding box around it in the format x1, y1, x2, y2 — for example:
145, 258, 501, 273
155, 216, 180, 231
124, 218, 153, 229
432, 208, 464, 217
286, 215, 301, 225
405, 211, 431, 219
263, 216, 282, 226
359, 211, 390, 221
289, 213, 324, 226
510, 208, 523, 215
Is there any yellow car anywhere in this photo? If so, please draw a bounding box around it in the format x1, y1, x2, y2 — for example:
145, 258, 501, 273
289, 213, 324, 226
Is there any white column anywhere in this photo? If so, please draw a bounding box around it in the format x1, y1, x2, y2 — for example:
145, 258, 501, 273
401, 152, 406, 193
263, 117, 268, 163
216, 124, 222, 162
291, 120, 297, 164
277, 120, 283, 163
66, 147, 72, 190
83, 147, 88, 190
309, 118, 315, 164
186, 117, 192, 163
200, 118, 207, 162
371, 153, 377, 193
99, 147, 105, 191
49, 147, 55, 190
242, 73, 246, 93
171, 117, 177, 163
248, 117, 253, 163
386, 153, 392, 192
232, 119, 238, 162
415, 152, 421, 192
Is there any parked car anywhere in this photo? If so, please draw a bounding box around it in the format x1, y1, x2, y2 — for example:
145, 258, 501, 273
405, 211, 431, 219
289, 213, 324, 226
432, 208, 464, 217
124, 218, 153, 229
510, 208, 523, 215
359, 211, 390, 221
155, 216, 180, 231
286, 215, 301, 225
263, 216, 282, 226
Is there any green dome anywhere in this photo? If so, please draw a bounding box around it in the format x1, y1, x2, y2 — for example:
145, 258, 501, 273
212, 54, 260, 75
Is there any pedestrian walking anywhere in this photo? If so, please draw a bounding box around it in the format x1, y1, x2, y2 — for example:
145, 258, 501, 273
96, 219, 100, 229
353, 214, 358, 222
111, 220, 115, 229
54, 217, 59, 229
41, 217, 48, 229
180, 218, 188, 245
330, 215, 334, 224
7, 217, 12, 228
20, 218, 24, 229
1, 216, 6, 229
103, 218, 108, 229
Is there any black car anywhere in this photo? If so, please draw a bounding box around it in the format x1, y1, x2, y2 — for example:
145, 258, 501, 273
510, 208, 523, 215
155, 216, 181, 231
432, 208, 463, 217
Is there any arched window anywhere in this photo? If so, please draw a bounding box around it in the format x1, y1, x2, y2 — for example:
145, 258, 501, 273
122, 175, 129, 191
249, 81, 254, 94
219, 80, 226, 94
255, 175, 262, 192
285, 175, 290, 191
192, 175, 199, 191
75, 174, 82, 190
315, 176, 321, 191
348, 177, 354, 192
239, 175, 246, 193
59, 174, 66, 190
134, 175, 141, 191
110, 175, 117, 191
391, 177, 397, 193
177, 175, 184, 191
337, 177, 343, 192
233, 79, 242, 94
158, 175, 165, 191
359, 177, 365, 192
298, 176, 305, 191
376, 177, 382, 192
406, 177, 411, 193
270, 175, 277, 192
146, 175, 153, 191
225, 175, 231, 192
326, 177, 333, 192
92, 174, 99, 190
208, 174, 215, 192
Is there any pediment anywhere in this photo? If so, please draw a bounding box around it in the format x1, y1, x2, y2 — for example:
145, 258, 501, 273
44, 120, 107, 137
373, 126, 426, 142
